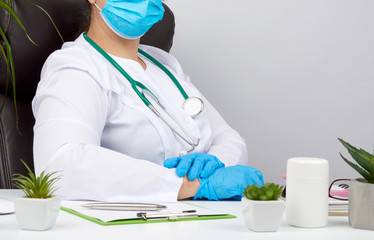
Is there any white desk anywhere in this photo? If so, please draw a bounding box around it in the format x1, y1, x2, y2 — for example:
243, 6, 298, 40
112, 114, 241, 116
0, 189, 372, 240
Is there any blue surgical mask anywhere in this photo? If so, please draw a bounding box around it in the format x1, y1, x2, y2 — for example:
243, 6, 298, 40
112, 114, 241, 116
95, 0, 164, 39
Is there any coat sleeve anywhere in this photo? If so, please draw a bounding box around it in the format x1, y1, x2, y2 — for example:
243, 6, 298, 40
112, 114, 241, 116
32, 54, 182, 203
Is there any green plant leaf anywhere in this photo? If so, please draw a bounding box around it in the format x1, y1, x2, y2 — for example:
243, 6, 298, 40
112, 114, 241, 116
264, 183, 271, 188
338, 138, 359, 153
244, 183, 284, 200
348, 151, 374, 174
342, 138, 374, 164
12, 160, 61, 198
338, 138, 374, 170
0, 23, 18, 127
0, 0, 36, 45
21, 0, 64, 43
274, 186, 284, 200
355, 148, 374, 164
259, 194, 267, 200
265, 189, 274, 199
250, 190, 259, 200
339, 153, 374, 183
0, 39, 11, 113
0, 0, 63, 126
274, 191, 282, 200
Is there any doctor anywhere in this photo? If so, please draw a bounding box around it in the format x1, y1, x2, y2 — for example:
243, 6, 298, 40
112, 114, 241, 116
32, 0, 264, 202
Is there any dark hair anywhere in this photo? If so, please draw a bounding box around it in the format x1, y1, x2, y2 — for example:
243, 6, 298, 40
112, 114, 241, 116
76, 1, 92, 36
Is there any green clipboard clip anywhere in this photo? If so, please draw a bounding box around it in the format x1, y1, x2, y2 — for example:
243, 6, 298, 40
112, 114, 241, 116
137, 210, 198, 221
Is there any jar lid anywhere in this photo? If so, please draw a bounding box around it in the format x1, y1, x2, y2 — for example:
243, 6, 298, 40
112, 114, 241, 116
287, 157, 329, 179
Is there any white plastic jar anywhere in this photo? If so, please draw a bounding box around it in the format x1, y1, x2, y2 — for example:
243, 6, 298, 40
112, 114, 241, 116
286, 157, 329, 228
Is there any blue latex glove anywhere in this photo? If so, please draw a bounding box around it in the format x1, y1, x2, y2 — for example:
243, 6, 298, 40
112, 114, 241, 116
194, 165, 264, 200
163, 153, 225, 181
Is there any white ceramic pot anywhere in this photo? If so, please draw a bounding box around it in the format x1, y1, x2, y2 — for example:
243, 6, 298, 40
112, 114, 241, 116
15, 196, 61, 231
242, 197, 284, 232
348, 178, 374, 231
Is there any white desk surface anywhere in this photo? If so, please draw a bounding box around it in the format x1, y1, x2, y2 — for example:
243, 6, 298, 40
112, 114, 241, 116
0, 189, 372, 240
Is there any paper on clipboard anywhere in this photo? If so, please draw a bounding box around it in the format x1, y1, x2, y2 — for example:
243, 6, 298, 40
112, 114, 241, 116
61, 200, 235, 224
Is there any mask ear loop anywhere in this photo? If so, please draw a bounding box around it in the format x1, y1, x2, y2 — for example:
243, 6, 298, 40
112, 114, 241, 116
93, 3, 102, 11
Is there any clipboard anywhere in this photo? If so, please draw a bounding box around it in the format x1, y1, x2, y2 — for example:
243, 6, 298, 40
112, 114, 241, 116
61, 201, 236, 226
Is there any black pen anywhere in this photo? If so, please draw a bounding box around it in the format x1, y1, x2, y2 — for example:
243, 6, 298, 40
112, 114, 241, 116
81, 202, 167, 211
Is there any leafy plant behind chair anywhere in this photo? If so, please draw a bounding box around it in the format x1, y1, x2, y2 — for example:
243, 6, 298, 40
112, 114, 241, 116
0, 0, 62, 128
338, 138, 374, 183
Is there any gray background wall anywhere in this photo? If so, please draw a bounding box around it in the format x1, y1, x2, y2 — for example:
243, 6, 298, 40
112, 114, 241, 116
166, 0, 374, 184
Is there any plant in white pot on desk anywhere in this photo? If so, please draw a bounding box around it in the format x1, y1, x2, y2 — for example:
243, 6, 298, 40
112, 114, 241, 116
242, 183, 284, 232
12, 160, 61, 231
338, 138, 374, 231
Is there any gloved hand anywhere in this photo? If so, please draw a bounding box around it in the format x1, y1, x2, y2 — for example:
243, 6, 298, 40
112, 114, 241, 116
163, 153, 225, 181
194, 165, 264, 200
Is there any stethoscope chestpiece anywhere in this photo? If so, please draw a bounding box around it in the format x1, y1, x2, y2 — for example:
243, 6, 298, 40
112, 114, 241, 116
182, 97, 204, 117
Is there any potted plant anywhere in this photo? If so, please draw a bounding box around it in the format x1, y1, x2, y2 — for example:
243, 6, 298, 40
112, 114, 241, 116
242, 183, 284, 232
338, 138, 374, 231
12, 160, 61, 231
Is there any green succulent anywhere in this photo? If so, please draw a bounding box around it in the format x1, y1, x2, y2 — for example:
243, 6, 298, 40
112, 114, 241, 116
338, 138, 374, 183
243, 183, 284, 201
12, 160, 60, 198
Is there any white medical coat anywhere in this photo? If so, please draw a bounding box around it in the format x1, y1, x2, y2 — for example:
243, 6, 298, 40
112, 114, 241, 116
32, 34, 248, 202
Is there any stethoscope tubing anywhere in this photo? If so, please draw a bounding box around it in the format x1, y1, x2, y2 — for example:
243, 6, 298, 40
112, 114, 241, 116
148, 103, 200, 150
83, 33, 200, 153
137, 48, 189, 100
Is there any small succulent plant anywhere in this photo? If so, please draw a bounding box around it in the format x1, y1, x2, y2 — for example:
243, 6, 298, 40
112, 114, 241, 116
338, 138, 374, 183
243, 183, 284, 201
12, 160, 60, 198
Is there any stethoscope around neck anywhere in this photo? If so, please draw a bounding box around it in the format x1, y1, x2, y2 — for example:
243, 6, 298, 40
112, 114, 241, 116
83, 33, 203, 155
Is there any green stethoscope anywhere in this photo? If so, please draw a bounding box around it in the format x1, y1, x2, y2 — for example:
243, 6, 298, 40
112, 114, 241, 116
83, 33, 202, 155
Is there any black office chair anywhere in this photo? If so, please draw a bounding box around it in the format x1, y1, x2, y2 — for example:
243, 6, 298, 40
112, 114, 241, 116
0, 0, 175, 189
